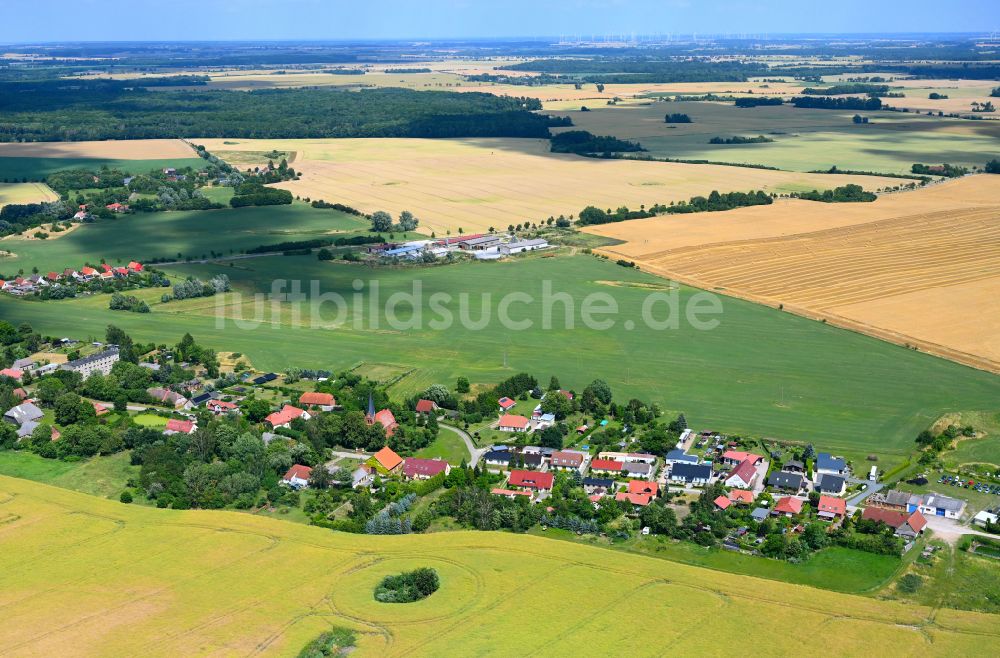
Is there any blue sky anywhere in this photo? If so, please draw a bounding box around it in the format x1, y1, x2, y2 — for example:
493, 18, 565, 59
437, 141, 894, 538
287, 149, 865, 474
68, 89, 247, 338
1, 0, 997, 42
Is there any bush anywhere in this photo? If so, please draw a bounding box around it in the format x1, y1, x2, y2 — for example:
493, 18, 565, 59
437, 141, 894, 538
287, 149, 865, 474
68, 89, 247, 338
119, 490, 133, 504
373, 567, 439, 603
897, 573, 923, 593
297, 627, 357, 658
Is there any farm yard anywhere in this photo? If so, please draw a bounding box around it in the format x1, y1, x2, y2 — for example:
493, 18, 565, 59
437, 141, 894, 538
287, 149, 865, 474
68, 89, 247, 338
1, 476, 997, 657
0, 139, 206, 181
544, 100, 1000, 174
197, 137, 899, 235
2, 252, 999, 455
587, 176, 1000, 372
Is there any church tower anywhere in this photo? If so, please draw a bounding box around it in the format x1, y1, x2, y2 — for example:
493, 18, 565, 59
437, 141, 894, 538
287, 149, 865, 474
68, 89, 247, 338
365, 391, 376, 426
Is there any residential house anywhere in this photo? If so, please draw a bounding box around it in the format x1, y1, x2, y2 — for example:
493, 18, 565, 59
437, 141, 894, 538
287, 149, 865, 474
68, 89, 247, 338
106, 202, 129, 213
783, 460, 805, 473
628, 480, 658, 497
147, 387, 191, 410
861, 507, 928, 538
497, 414, 530, 433
871, 489, 914, 511
3, 402, 43, 427
721, 450, 765, 467
206, 399, 238, 415
61, 347, 119, 379
498, 396, 517, 412
714, 495, 732, 510
728, 489, 755, 505
590, 459, 624, 476
815, 474, 846, 496
508, 469, 554, 492
92, 402, 110, 417
817, 495, 847, 520
767, 471, 806, 493
550, 450, 585, 471
519, 453, 543, 469
164, 419, 196, 435
402, 457, 451, 480
265, 404, 311, 429
668, 463, 713, 486
623, 462, 654, 480
616, 491, 654, 507
369, 446, 403, 475
483, 450, 513, 468
772, 497, 804, 517
625, 453, 657, 465
299, 391, 335, 411
282, 464, 313, 489
352, 466, 374, 489
597, 451, 630, 461
816, 453, 847, 477
723, 459, 758, 490
665, 449, 699, 466
190, 392, 218, 407
0, 368, 24, 381
751, 507, 770, 522
415, 399, 438, 414
582, 477, 614, 494
491, 488, 532, 500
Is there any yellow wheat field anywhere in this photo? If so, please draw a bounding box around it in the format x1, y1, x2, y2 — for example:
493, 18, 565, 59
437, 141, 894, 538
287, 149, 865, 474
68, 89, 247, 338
0, 139, 196, 160
199, 137, 898, 235
0, 182, 58, 208
1, 476, 997, 657
587, 176, 1000, 371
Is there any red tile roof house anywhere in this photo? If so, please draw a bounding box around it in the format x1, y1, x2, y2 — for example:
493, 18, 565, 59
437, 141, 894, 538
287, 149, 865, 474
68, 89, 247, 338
369, 446, 404, 474
714, 495, 732, 510
106, 202, 129, 213
772, 496, 804, 517
722, 459, 758, 489
628, 480, 659, 497
0, 368, 24, 382
92, 401, 110, 416
498, 396, 517, 411
589, 459, 624, 476
164, 418, 196, 435
46, 272, 60, 282
497, 414, 530, 433
402, 457, 451, 480
861, 507, 928, 539
372, 409, 398, 437
728, 489, 755, 505
549, 450, 585, 471
721, 450, 765, 467
415, 399, 438, 414
508, 469, 554, 492
206, 399, 238, 415
265, 404, 311, 429
616, 491, 654, 507
282, 464, 313, 489
817, 495, 847, 521
127, 261, 143, 272
299, 391, 336, 411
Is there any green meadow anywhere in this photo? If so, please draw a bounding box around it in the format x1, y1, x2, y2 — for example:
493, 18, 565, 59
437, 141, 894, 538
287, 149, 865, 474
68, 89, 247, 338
2, 250, 999, 455
0, 203, 370, 272
0, 157, 207, 182
547, 102, 1000, 175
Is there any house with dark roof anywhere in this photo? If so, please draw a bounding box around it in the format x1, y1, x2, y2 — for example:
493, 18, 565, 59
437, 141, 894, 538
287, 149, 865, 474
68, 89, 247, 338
4, 402, 43, 427
550, 451, 585, 471
623, 462, 654, 480
767, 471, 806, 492
913, 493, 965, 519
783, 460, 805, 473
582, 477, 614, 494
668, 463, 712, 486
665, 449, 699, 466
816, 453, 847, 477
815, 473, 846, 496
483, 450, 513, 468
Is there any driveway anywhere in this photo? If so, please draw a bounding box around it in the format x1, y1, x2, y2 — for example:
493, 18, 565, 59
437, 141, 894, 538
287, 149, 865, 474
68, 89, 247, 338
846, 477, 884, 508
923, 514, 997, 545
440, 423, 487, 466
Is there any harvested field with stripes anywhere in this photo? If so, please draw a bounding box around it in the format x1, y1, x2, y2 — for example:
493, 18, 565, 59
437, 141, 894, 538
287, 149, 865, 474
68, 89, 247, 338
588, 176, 1000, 372
197, 137, 898, 235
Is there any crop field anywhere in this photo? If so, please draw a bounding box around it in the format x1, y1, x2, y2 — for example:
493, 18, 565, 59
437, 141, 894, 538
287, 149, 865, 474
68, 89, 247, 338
0, 477, 996, 657
544, 101, 1000, 174
0, 203, 369, 272
3, 252, 999, 454
197, 137, 898, 235
0, 139, 206, 181
0, 182, 58, 207
587, 176, 1000, 372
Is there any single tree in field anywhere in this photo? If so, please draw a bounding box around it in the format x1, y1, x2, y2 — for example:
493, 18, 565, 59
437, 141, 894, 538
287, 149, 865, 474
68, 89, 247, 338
370, 211, 393, 233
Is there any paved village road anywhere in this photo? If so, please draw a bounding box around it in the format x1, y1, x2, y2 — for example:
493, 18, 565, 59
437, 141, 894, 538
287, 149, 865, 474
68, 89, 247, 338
441, 423, 487, 465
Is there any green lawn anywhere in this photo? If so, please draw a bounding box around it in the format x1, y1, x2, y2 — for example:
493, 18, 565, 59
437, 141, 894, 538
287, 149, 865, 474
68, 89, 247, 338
0, 202, 370, 272
0, 157, 207, 183
2, 253, 999, 455
546, 102, 1000, 175
413, 429, 470, 464
133, 413, 168, 428
0, 450, 136, 500
887, 539, 1000, 614
530, 527, 901, 594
